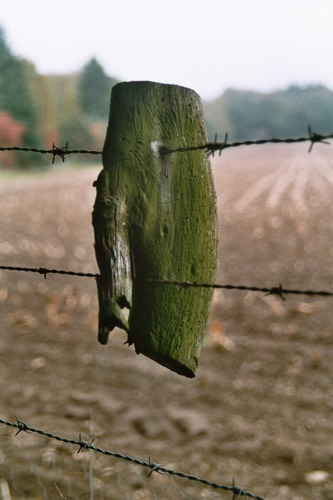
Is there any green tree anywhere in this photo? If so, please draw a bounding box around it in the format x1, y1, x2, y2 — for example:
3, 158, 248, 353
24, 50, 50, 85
0, 26, 43, 167
204, 84, 333, 142
79, 58, 117, 119
58, 114, 94, 152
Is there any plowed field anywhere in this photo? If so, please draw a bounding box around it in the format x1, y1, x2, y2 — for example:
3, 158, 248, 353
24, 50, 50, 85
0, 143, 332, 499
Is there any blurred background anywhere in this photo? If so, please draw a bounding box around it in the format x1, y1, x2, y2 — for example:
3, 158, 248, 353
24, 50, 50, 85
1, 2, 333, 499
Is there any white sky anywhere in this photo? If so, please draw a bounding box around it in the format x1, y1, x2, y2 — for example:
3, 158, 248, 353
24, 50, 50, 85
0, 0, 332, 101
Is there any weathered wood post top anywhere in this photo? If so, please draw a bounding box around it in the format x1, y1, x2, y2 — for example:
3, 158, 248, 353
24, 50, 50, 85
92, 81, 217, 377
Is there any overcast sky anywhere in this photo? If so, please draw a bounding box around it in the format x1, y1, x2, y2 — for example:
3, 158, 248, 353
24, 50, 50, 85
0, 0, 332, 101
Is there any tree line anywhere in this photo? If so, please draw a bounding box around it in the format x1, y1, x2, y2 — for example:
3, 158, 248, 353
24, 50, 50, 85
203, 85, 333, 142
0, 26, 117, 167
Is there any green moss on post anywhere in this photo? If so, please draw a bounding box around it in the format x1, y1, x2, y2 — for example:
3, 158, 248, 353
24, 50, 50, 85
92, 81, 217, 377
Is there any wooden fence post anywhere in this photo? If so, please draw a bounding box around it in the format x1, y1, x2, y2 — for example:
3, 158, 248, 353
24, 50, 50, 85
92, 81, 217, 377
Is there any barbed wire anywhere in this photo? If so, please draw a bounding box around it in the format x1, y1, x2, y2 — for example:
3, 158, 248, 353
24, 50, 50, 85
0, 417, 264, 499
144, 278, 333, 300
0, 142, 102, 163
0, 264, 98, 279
0, 264, 332, 300
1, 127, 332, 163
162, 127, 333, 156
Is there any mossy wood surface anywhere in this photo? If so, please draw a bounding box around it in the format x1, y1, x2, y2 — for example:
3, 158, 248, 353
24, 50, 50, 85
92, 81, 217, 377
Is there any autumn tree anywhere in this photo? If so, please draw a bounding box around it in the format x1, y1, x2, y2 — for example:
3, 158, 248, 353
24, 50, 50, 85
0, 26, 41, 149
0, 112, 25, 166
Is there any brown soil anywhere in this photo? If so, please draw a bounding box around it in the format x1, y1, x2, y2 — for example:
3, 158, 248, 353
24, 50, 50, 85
0, 144, 332, 499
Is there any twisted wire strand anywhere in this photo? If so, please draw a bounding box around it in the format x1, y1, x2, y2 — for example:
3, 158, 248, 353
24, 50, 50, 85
162, 128, 333, 155
0, 417, 264, 499
0, 146, 101, 155
0, 265, 332, 299
1, 127, 332, 161
143, 278, 333, 299
0, 265, 98, 279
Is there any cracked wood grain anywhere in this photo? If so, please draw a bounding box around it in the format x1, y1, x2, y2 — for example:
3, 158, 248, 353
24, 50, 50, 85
92, 81, 217, 377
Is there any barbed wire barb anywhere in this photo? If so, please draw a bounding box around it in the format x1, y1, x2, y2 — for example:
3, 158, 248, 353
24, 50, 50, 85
0, 417, 264, 499
77, 434, 94, 454
265, 283, 285, 301
14, 418, 31, 436
307, 125, 330, 152
147, 456, 163, 477
207, 132, 229, 157
52, 142, 68, 163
